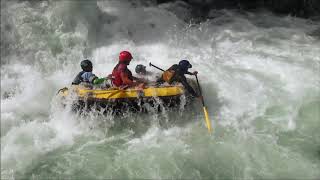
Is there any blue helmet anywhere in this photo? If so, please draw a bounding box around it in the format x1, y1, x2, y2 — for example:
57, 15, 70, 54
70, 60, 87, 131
179, 60, 192, 69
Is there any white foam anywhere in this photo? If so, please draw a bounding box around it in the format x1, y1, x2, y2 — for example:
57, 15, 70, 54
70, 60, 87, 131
1, 1, 320, 178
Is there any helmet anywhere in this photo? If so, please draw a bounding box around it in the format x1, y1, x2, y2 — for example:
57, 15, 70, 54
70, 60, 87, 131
135, 64, 146, 74
179, 60, 192, 69
80, 59, 93, 72
119, 51, 133, 62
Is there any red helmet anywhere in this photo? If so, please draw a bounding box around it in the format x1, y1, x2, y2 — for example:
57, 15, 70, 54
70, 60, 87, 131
119, 51, 133, 62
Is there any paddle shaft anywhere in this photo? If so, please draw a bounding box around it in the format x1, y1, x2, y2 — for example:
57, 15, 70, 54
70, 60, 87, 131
149, 62, 165, 72
195, 74, 205, 106
195, 74, 212, 133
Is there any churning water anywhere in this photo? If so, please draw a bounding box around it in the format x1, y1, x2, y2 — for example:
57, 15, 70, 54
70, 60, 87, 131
1, 0, 320, 179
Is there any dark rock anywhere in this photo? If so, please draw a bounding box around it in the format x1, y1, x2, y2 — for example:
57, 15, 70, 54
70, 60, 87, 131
156, 0, 320, 18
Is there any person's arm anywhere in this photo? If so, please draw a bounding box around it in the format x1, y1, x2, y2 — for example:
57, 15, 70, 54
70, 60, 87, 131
72, 76, 81, 85
72, 72, 84, 85
80, 72, 105, 85
93, 77, 106, 84
186, 71, 198, 75
132, 76, 147, 83
120, 72, 134, 85
178, 75, 198, 97
132, 76, 140, 81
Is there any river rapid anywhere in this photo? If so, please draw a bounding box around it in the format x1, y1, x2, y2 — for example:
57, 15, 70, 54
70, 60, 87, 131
1, 0, 320, 179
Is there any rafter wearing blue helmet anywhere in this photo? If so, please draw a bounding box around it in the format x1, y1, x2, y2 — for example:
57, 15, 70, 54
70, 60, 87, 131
157, 60, 199, 97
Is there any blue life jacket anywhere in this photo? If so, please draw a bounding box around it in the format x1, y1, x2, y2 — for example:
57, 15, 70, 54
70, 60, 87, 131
72, 71, 97, 85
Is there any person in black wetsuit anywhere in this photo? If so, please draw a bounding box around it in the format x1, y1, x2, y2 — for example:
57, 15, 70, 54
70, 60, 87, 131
157, 60, 199, 97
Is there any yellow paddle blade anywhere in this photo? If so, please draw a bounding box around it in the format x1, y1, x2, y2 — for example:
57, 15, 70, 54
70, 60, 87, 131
203, 106, 212, 133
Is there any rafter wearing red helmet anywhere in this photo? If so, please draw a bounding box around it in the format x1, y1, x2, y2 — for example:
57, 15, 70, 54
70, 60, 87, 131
111, 51, 145, 88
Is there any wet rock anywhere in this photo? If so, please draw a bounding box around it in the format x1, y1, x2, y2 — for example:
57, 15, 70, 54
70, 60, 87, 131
156, 0, 320, 18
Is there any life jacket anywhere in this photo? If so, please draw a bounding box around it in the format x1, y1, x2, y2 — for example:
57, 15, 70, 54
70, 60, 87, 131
81, 72, 97, 83
162, 64, 182, 84
162, 70, 175, 84
111, 63, 133, 87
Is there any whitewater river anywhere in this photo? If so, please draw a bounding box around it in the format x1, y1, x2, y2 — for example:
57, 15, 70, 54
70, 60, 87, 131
1, 0, 320, 179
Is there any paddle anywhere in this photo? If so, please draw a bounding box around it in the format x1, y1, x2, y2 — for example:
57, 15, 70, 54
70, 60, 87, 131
195, 74, 212, 133
149, 62, 164, 72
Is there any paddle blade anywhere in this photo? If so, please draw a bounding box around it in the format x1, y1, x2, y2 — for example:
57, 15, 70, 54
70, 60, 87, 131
203, 106, 212, 133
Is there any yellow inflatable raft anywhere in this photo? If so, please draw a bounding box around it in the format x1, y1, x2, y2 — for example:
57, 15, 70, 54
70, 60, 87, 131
58, 85, 185, 101
57, 84, 191, 113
